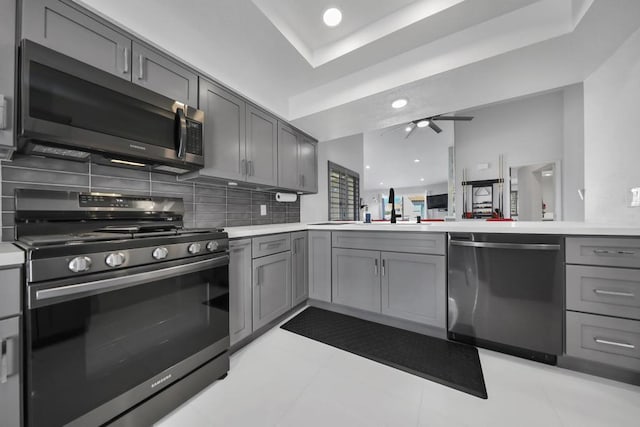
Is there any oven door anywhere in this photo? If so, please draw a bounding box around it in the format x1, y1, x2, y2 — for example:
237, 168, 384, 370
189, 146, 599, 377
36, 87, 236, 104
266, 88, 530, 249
25, 254, 229, 427
19, 39, 204, 171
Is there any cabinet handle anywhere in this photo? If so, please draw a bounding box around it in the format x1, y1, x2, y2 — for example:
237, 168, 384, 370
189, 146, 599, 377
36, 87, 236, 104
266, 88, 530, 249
241, 159, 247, 176
374, 259, 379, 276
1, 339, 7, 383
123, 47, 129, 73
138, 54, 145, 80
248, 160, 254, 176
593, 289, 635, 298
256, 266, 262, 286
593, 249, 636, 256
301, 174, 305, 188
292, 239, 297, 255
381, 259, 386, 276
594, 337, 635, 349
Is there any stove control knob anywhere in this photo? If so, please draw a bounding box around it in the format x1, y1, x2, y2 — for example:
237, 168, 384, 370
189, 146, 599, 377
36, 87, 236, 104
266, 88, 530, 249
188, 243, 202, 254
68, 256, 92, 273
105, 252, 126, 268
152, 247, 169, 260
206, 241, 219, 252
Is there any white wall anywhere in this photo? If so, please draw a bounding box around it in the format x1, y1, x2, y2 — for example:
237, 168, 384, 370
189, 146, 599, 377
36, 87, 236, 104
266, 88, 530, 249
300, 134, 364, 223
584, 27, 640, 224
563, 84, 585, 221
454, 90, 565, 219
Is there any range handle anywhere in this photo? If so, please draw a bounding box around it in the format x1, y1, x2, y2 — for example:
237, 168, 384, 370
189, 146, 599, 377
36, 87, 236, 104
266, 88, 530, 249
450, 240, 560, 251
31, 255, 229, 307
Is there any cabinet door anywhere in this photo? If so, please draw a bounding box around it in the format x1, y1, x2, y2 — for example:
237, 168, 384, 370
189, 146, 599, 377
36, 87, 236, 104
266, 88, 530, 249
229, 239, 253, 346
381, 252, 446, 327
332, 248, 381, 312
309, 231, 332, 302
199, 79, 246, 181
0, 0, 15, 151
0, 317, 20, 427
277, 122, 300, 190
253, 251, 292, 330
21, 0, 131, 78
299, 135, 318, 193
132, 42, 198, 105
246, 105, 278, 186
291, 231, 308, 306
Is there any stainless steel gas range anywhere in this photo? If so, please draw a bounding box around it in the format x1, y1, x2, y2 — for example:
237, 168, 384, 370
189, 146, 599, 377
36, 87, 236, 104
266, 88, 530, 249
14, 189, 230, 427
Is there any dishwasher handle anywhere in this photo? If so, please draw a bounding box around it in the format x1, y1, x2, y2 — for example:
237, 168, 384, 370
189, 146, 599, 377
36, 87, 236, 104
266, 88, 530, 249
450, 240, 561, 251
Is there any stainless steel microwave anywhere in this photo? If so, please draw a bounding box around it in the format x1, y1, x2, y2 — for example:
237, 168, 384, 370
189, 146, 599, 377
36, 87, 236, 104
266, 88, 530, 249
18, 40, 204, 173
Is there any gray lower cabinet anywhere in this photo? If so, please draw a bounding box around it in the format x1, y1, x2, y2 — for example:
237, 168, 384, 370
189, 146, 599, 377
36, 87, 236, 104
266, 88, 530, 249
22, 0, 132, 78
253, 251, 291, 330
0, 316, 20, 427
291, 232, 308, 306
332, 248, 381, 312
229, 239, 252, 346
246, 105, 278, 187
381, 252, 446, 327
309, 231, 331, 302
132, 42, 198, 105
199, 79, 246, 182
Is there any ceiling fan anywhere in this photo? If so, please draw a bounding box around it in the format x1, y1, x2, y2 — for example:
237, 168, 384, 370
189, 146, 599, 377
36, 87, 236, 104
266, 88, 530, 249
404, 114, 474, 138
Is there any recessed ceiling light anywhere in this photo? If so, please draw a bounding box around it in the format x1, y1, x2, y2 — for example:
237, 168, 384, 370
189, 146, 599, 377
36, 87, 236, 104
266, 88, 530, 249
414, 159, 420, 163
380, 182, 384, 185
405, 125, 414, 132
420, 178, 425, 182
365, 165, 371, 169
542, 170, 553, 177
391, 98, 408, 109
417, 120, 429, 128
323, 8, 342, 27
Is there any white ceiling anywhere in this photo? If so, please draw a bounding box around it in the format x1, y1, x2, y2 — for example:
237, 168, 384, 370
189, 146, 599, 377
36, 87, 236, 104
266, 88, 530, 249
75, 0, 640, 142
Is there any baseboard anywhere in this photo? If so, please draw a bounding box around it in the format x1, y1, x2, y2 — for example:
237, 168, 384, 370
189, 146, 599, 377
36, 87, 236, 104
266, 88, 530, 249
307, 299, 447, 339
230, 301, 308, 354
557, 355, 640, 386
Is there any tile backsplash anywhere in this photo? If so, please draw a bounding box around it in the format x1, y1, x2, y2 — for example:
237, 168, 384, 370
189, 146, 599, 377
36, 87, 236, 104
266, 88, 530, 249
0, 155, 300, 241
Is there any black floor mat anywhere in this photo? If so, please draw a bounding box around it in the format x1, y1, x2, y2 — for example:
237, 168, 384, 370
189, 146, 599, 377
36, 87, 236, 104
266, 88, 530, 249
281, 307, 487, 399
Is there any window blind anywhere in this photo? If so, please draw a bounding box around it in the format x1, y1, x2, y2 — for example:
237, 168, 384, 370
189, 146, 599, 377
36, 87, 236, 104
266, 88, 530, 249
328, 161, 360, 221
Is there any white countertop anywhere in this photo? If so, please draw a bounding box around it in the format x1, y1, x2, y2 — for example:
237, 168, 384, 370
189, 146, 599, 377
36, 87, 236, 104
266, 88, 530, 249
226, 221, 640, 238
0, 242, 25, 267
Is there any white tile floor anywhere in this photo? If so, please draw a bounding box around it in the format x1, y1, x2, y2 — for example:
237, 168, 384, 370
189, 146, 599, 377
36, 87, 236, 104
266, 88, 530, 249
156, 309, 640, 427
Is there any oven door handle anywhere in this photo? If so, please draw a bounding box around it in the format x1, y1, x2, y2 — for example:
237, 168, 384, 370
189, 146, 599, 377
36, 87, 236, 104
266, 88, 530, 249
31, 255, 229, 308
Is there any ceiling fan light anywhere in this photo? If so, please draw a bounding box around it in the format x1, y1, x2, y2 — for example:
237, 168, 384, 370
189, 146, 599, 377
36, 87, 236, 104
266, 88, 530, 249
417, 120, 429, 128
405, 125, 413, 132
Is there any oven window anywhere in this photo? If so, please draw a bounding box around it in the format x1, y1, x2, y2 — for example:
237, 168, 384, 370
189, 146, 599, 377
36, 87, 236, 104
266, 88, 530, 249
26, 265, 228, 427
29, 61, 177, 149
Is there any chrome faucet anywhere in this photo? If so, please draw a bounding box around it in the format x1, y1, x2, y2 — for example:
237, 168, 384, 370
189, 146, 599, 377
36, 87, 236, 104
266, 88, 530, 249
389, 188, 397, 223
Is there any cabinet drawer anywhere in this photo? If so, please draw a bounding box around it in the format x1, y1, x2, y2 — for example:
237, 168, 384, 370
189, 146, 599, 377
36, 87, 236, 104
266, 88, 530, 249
0, 268, 21, 319
332, 231, 445, 255
566, 311, 640, 372
567, 265, 640, 320
252, 233, 291, 258
566, 237, 640, 268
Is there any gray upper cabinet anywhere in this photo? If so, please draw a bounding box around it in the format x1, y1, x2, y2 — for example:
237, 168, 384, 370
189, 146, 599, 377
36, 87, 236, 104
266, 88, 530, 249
277, 122, 318, 193
0, 0, 15, 154
332, 248, 381, 313
298, 135, 318, 193
199, 79, 246, 181
22, 0, 132, 78
246, 105, 278, 187
380, 252, 446, 327
229, 239, 252, 346
132, 42, 198, 105
277, 123, 300, 190
253, 251, 291, 330
291, 231, 308, 306
309, 231, 331, 302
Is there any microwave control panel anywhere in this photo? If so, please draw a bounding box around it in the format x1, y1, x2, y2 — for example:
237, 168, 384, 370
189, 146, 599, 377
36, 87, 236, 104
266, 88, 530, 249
186, 120, 203, 156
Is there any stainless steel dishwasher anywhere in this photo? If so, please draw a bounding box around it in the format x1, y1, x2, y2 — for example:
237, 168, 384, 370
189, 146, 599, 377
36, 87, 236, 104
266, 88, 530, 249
448, 233, 564, 364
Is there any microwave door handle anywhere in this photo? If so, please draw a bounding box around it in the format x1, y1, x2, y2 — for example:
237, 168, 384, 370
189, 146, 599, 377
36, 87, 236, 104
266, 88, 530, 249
176, 108, 187, 160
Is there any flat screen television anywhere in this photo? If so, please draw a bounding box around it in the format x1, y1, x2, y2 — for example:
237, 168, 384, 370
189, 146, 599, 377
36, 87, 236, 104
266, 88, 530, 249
427, 193, 448, 210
